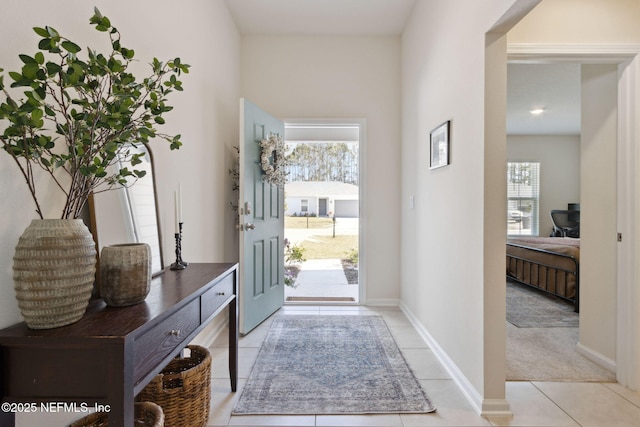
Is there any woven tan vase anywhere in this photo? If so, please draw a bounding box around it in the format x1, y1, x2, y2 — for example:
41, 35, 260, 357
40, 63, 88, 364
13, 219, 97, 329
100, 243, 151, 306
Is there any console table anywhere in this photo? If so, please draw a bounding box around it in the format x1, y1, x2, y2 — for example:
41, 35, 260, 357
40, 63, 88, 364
0, 262, 238, 427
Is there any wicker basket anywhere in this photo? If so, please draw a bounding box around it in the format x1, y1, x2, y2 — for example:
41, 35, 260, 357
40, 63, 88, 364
137, 345, 211, 427
69, 401, 164, 426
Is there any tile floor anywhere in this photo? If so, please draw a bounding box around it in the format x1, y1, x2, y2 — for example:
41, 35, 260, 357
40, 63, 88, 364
206, 305, 640, 427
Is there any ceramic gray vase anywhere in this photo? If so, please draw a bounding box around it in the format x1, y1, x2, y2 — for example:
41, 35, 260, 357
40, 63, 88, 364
100, 243, 151, 306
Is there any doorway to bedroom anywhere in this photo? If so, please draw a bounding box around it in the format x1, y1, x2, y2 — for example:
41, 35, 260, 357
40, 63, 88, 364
282, 122, 361, 304
505, 60, 619, 382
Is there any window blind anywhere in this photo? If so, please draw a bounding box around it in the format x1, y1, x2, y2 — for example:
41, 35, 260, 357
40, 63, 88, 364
507, 162, 540, 236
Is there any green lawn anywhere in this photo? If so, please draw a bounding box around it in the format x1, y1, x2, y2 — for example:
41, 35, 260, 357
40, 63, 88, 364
298, 235, 358, 259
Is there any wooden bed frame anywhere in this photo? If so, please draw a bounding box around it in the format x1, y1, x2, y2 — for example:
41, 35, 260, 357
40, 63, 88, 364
506, 241, 580, 312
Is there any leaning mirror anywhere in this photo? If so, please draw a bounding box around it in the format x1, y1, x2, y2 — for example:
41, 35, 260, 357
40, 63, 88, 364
89, 143, 164, 276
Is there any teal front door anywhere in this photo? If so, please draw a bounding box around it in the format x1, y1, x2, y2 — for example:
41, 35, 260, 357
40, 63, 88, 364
238, 99, 285, 334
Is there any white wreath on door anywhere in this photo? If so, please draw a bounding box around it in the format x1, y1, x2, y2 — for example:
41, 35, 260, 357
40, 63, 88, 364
260, 134, 288, 186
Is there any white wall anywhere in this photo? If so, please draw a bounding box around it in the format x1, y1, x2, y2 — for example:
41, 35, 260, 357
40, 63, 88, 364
401, 0, 530, 412
507, 135, 581, 236
241, 35, 401, 304
508, 0, 640, 44
0, 2, 240, 425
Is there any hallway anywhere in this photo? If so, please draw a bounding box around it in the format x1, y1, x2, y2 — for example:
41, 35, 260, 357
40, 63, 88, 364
205, 305, 640, 426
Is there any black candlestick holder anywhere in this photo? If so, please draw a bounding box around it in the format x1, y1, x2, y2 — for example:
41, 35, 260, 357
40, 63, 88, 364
170, 222, 188, 270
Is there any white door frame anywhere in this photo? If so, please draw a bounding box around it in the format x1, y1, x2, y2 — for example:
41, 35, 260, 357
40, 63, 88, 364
507, 44, 640, 389
284, 118, 367, 304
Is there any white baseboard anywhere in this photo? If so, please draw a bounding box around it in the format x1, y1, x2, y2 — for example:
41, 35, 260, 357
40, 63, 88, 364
366, 298, 401, 306
481, 399, 513, 417
399, 302, 512, 417
576, 341, 617, 373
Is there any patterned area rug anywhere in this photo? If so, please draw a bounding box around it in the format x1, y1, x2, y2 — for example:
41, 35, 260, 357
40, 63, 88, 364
232, 315, 436, 415
507, 281, 579, 327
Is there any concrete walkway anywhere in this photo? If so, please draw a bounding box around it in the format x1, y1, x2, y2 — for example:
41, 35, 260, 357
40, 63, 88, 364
284, 258, 358, 302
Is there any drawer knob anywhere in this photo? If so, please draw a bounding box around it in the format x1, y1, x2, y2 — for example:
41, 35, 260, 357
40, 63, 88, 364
169, 330, 180, 336
216, 292, 225, 296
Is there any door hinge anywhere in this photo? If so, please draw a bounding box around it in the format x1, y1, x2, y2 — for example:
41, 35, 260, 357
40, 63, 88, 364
617, 232, 622, 242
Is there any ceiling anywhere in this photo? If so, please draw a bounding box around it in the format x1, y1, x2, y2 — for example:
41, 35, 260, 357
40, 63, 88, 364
223, 0, 418, 36
507, 63, 581, 135
224, 0, 581, 136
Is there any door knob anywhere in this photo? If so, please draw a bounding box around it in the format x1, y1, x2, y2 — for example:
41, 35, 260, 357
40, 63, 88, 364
245, 223, 255, 230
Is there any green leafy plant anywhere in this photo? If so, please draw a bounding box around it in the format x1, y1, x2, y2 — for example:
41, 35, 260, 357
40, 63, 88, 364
284, 238, 306, 265
284, 238, 306, 288
344, 247, 359, 265
0, 8, 189, 219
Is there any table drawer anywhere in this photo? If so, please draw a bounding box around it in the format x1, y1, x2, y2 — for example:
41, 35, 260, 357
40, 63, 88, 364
201, 273, 234, 322
133, 298, 200, 382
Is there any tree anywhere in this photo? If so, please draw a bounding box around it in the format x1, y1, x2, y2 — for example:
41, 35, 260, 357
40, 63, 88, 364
286, 141, 358, 184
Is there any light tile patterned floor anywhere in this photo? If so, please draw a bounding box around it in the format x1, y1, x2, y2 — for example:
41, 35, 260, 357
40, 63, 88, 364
206, 305, 640, 427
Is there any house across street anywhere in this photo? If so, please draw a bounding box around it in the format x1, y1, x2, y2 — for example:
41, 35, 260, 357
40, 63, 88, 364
285, 181, 358, 218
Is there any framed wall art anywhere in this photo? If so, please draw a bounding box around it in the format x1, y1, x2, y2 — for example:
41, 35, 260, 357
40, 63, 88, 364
430, 120, 450, 169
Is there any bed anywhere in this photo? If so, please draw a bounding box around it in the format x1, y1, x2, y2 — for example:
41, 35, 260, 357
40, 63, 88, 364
506, 236, 580, 312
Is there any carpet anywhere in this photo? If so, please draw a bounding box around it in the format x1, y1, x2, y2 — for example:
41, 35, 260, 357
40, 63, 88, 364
506, 322, 616, 382
506, 281, 616, 382
232, 315, 436, 415
506, 281, 579, 328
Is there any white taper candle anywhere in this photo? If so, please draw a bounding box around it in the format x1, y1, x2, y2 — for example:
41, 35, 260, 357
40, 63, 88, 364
178, 183, 183, 223
174, 191, 179, 233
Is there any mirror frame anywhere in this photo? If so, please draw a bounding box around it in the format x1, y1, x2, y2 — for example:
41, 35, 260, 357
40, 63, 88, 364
88, 142, 165, 280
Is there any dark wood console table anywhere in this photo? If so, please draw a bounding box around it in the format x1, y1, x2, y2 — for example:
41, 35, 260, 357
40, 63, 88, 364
0, 262, 238, 427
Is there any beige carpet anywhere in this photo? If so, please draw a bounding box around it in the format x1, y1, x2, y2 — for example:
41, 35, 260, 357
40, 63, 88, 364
506, 321, 616, 382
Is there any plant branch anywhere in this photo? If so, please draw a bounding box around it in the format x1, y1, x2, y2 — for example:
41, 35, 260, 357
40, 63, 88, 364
0, 8, 188, 218
0, 138, 44, 218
